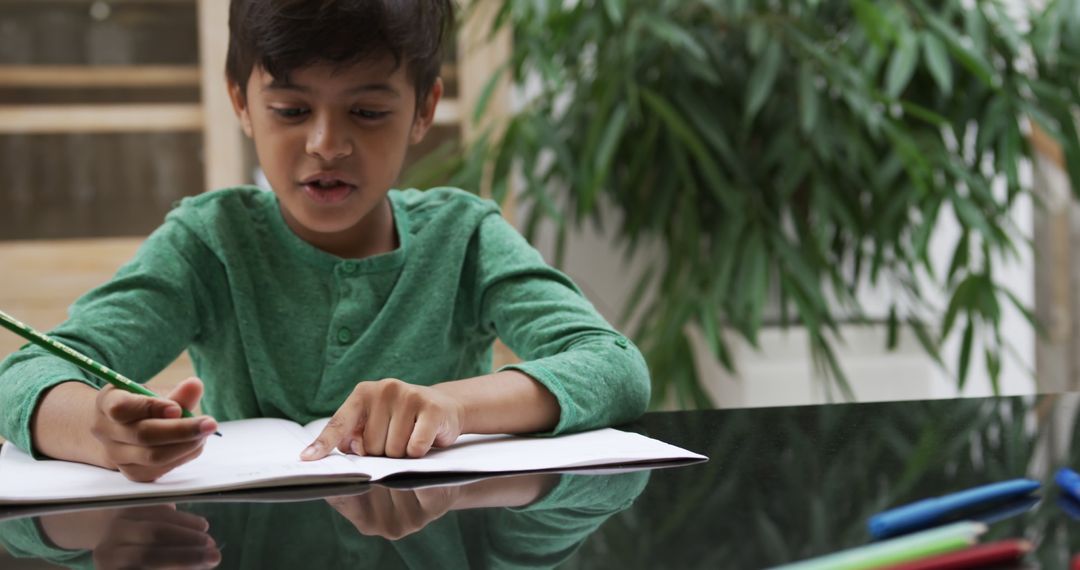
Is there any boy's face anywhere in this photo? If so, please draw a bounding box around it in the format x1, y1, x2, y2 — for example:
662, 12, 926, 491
228, 57, 441, 250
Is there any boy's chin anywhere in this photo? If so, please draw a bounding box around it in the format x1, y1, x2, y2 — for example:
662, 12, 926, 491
295, 212, 368, 235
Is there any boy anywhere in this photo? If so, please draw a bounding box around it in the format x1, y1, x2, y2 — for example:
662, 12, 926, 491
0, 0, 649, 482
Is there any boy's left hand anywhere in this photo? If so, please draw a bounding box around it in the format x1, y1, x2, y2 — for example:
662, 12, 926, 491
301, 378, 464, 461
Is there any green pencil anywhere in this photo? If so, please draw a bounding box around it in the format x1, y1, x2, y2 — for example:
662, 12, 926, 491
0, 308, 220, 436
771, 521, 986, 570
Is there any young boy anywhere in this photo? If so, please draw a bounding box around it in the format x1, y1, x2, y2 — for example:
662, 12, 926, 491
0, 0, 649, 483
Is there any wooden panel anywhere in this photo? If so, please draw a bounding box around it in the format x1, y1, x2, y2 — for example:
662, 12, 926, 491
434, 98, 461, 126
197, 0, 245, 191
0, 65, 200, 88
0, 238, 194, 397
458, 1, 517, 368
0, 104, 203, 133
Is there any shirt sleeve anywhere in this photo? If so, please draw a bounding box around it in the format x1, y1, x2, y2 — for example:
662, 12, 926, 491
479, 471, 650, 568
0, 217, 215, 458
472, 212, 651, 434
0, 517, 93, 570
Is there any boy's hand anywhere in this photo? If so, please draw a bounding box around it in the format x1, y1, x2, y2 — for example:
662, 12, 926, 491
92, 505, 221, 569
302, 378, 464, 461
326, 485, 460, 540
91, 377, 218, 482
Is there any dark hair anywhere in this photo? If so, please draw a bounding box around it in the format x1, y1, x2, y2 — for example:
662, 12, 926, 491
226, 0, 455, 106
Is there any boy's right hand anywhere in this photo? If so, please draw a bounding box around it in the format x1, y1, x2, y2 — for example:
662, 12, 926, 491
91, 377, 217, 483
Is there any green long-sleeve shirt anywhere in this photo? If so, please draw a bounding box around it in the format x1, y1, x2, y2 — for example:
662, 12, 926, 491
0, 187, 650, 457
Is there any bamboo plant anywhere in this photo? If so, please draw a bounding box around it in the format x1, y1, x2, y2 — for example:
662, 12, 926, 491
408, 0, 1080, 405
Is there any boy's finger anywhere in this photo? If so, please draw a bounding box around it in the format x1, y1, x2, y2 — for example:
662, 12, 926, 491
384, 409, 416, 458
104, 391, 181, 424
165, 377, 205, 413
302, 406, 361, 461
118, 442, 206, 482
406, 413, 440, 458
116, 437, 207, 466
114, 417, 217, 446
361, 403, 391, 457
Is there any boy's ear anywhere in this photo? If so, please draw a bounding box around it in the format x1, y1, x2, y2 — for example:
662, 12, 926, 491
410, 77, 444, 145
227, 79, 255, 138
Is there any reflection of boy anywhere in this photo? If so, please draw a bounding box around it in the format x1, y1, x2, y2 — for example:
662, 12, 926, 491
0, 0, 649, 482
0, 471, 650, 569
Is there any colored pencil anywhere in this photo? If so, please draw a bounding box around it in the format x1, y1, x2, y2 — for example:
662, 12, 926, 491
880, 539, 1031, 570
0, 308, 220, 436
771, 522, 986, 570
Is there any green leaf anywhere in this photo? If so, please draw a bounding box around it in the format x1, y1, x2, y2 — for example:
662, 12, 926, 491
918, 4, 996, 86
886, 29, 919, 98
643, 18, 707, 61
640, 88, 734, 209
985, 351, 1001, 393
921, 31, 953, 95
852, 0, 892, 49
957, 319, 974, 390
745, 40, 784, 124
586, 103, 630, 211
471, 62, 509, 125
945, 232, 970, 286
798, 62, 820, 134
886, 305, 899, 350
910, 318, 944, 366
602, 0, 624, 26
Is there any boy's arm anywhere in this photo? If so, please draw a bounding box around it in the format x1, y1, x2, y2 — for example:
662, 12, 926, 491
431, 370, 559, 434
31, 382, 106, 467
0, 217, 216, 461
470, 213, 652, 434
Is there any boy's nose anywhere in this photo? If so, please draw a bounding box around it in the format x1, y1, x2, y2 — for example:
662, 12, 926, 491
306, 118, 353, 162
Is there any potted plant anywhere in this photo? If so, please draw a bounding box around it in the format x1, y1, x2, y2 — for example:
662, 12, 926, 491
409, 0, 1080, 406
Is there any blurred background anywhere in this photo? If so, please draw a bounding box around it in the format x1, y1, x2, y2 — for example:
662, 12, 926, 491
1, 0, 1079, 413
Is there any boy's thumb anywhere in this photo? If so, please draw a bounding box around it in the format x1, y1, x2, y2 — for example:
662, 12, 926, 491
165, 377, 204, 413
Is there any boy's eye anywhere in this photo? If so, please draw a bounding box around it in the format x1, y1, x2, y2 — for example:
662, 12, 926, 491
352, 109, 390, 120
271, 107, 309, 119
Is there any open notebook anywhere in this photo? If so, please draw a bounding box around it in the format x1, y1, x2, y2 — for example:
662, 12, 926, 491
0, 417, 706, 505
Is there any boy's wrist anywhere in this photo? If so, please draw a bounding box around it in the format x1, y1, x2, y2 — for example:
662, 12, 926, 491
432, 382, 472, 434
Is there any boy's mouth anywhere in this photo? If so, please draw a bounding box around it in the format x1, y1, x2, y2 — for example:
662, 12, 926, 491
299, 174, 357, 205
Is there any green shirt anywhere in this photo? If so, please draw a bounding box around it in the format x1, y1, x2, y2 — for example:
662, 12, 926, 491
0, 187, 650, 457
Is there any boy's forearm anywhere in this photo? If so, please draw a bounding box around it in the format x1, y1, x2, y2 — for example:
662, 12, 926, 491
31, 381, 109, 467
433, 370, 560, 435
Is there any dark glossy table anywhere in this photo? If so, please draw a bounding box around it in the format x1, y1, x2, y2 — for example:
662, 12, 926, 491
4, 392, 1080, 569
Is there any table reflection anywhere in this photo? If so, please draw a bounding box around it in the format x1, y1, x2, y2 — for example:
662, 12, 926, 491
0, 470, 649, 569
12, 393, 1080, 568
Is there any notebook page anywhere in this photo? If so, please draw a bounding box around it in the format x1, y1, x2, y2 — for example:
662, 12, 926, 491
0, 418, 361, 504
297, 422, 706, 481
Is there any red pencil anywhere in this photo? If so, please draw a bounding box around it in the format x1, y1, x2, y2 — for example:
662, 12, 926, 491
881, 539, 1032, 570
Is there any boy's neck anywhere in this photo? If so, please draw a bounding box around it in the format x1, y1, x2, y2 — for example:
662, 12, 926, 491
282, 197, 399, 260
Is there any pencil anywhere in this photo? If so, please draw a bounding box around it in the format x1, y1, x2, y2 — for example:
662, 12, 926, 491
771, 521, 986, 570
880, 539, 1032, 570
0, 308, 220, 436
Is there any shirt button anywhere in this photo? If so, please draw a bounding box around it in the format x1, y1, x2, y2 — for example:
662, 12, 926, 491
341, 262, 358, 275
337, 327, 353, 344
615, 337, 629, 349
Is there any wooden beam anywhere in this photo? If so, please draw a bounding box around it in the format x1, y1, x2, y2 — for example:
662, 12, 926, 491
197, 0, 246, 191
1031, 122, 1066, 170
458, 0, 514, 220
0, 104, 203, 133
0, 65, 200, 88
